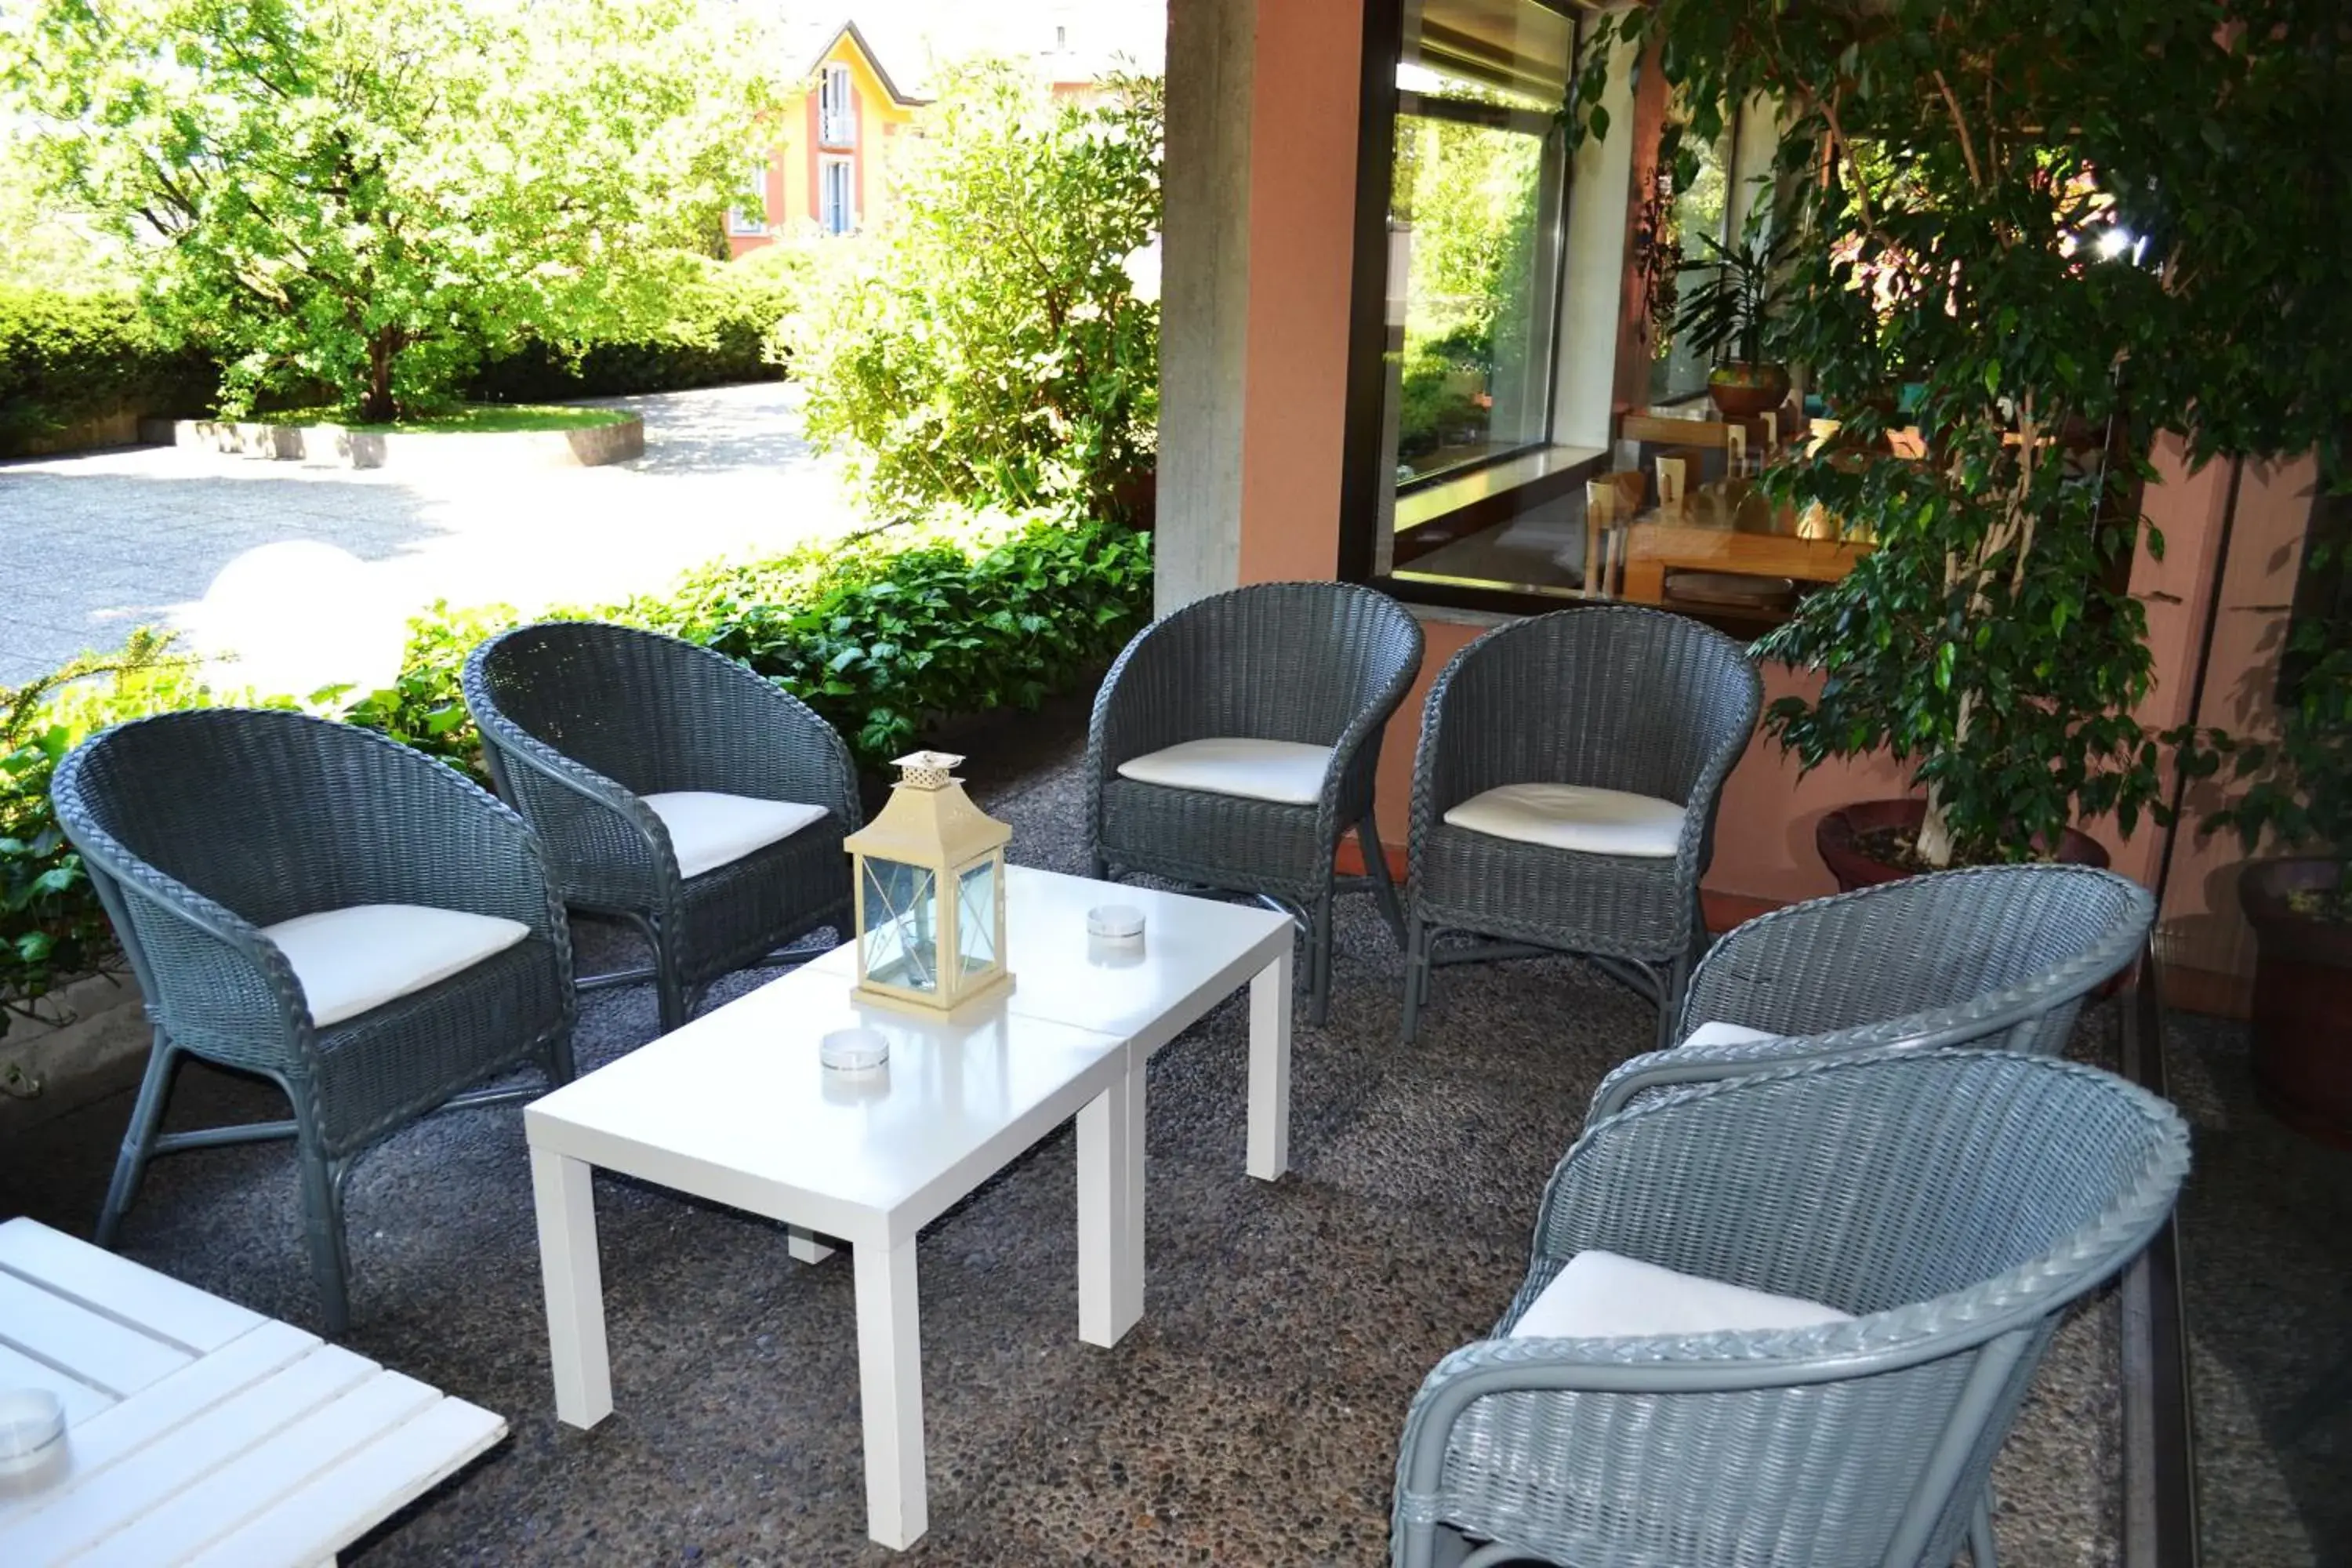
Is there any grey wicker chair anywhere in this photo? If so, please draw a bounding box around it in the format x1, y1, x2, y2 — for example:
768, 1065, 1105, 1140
1392, 1047, 2190, 1568
464, 622, 862, 1033
1084, 581, 1425, 1025
1403, 605, 1760, 1050
52, 710, 576, 1336
1588, 863, 2155, 1123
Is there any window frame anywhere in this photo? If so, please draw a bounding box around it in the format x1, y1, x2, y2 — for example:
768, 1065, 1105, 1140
1338, 0, 1591, 600
819, 62, 856, 148
727, 158, 770, 238
819, 154, 856, 236
1388, 85, 1573, 498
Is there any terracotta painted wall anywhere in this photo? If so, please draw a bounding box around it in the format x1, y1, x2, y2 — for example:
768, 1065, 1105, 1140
1232, 0, 1362, 586
2155, 453, 2319, 1007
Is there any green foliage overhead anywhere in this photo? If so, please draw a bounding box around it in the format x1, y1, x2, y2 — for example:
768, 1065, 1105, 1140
789, 66, 1163, 523
0, 286, 212, 452
1573, 0, 2350, 868
0, 517, 1153, 1029
2, 0, 782, 422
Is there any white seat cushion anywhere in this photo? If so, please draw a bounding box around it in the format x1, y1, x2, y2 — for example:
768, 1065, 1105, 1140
643, 791, 828, 880
262, 905, 532, 1028
1676, 1019, 1778, 1050
1509, 1249, 1853, 1341
1443, 782, 1685, 858
1115, 738, 1334, 807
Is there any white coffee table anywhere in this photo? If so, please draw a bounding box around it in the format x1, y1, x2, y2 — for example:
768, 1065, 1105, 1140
0, 1218, 504, 1567
808, 866, 1299, 1182
524, 968, 1134, 1550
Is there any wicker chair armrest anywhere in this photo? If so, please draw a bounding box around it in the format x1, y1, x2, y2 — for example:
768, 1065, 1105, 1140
73, 842, 310, 1059
1405, 641, 1491, 855
1393, 1312, 2008, 1532
1315, 614, 1424, 845
1668, 661, 1762, 859
1086, 615, 1210, 779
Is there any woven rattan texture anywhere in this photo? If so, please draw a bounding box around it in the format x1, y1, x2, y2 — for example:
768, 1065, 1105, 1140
1392, 1047, 2190, 1568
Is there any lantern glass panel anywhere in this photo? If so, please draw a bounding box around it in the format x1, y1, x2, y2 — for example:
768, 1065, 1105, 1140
861, 856, 939, 994
955, 859, 998, 975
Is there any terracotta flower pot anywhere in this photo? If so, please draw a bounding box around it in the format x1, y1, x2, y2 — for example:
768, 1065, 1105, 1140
1706, 362, 1791, 420
1814, 798, 2110, 894
2239, 857, 2352, 1149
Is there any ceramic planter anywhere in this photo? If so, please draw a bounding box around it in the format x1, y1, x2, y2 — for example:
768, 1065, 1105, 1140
1815, 798, 2110, 893
2238, 857, 2352, 1149
1706, 361, 1791, 419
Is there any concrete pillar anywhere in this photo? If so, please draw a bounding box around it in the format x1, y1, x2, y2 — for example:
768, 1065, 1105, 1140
1155, 0, 1366, 615
1155, 0, 1258, 615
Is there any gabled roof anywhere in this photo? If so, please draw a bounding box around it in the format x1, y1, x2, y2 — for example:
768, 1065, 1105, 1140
791, 18, 929, 107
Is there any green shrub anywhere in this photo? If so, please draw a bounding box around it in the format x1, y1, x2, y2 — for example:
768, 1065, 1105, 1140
0, 517, 1152, 1030
470, 248, 815, 403
0, 285, 213, 453
670, 516, 1155, 759
789, 67, 1162, 524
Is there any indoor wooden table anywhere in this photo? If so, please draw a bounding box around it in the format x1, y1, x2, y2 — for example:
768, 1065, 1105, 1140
1609, 481, 1873, 605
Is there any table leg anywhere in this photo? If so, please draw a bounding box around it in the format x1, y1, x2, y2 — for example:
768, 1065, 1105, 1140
1247, 946, 1294, 1181
854, 1237, 927, 1549
1077, 1062, 1144, 1347
529, 1146, 612, 1428
1621, 556, 1668, 604
787, 1226, 837, 1264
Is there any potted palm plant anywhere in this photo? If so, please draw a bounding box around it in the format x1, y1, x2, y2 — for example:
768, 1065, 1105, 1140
2172, 607, 2352, 1145
1673, 229, 1790, 420
1568, 0, 2347, 890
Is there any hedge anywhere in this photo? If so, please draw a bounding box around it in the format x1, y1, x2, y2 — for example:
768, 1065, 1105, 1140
0, 286, 214, 454
467, 246, 818, 404
0, 246, 824, 450
0, 516, 1153, 1032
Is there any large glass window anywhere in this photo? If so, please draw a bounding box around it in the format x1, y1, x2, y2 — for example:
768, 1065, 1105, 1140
1383, 0, 1572, 490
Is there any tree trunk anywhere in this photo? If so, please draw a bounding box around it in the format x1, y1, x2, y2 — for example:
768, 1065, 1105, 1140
360, 331, 399, 423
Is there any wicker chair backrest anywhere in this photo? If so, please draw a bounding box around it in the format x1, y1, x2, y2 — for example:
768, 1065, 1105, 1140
470, 621, 760, 800
1679, 863, 2152, 1054
1436, 606, 1758, 808
56, 708, 461, 931
1137, 582, 1422, 747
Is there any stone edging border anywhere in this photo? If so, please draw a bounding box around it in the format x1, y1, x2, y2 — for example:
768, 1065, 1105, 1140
139, 414, 645, 471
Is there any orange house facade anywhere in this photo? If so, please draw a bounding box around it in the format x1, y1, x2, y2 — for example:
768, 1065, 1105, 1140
728, 21, 927, 255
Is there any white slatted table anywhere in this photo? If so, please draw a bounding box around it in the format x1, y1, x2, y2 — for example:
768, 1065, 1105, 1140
0, 1218, 504, 1567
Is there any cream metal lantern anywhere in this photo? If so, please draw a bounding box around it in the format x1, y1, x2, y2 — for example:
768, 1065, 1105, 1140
841, 751, 1013, 1015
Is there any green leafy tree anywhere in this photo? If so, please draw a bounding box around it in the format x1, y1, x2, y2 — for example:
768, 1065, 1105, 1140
789, 65, 1163, 524
1573, 0, 2352, 868
2, 0, 779, 421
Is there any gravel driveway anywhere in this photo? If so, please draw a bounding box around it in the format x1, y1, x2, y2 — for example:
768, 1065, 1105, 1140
0, 381, 866, 692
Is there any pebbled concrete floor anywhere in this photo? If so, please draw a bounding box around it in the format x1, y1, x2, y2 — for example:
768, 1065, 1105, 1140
0, 702, 2132, 1566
